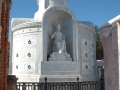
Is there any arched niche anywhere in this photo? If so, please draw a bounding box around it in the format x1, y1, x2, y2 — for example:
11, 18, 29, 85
42, 6, 77, 61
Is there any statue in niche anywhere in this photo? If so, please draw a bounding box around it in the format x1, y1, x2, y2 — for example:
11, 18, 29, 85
51, 24, 66, 53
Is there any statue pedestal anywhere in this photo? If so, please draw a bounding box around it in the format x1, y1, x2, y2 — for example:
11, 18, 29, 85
49, 52, 72, 61
40, 61, 82, 82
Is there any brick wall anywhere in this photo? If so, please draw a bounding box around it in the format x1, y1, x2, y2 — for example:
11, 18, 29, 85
0, 0, 11, 90
0, 0, 2, 20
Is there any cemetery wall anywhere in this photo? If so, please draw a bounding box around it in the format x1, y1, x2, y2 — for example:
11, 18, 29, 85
100, 15, 120, 90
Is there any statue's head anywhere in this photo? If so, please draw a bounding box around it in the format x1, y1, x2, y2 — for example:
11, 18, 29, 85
57, 24, 61, 31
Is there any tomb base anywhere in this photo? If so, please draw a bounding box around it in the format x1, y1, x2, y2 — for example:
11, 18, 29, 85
40, 75, 81, 82
49, 52, 72, 61
39, 61, 82, 82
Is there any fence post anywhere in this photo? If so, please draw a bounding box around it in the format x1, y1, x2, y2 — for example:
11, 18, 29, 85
44, 77, 47, 90
76, 77, 79, 90
22, 83, 26, 90
7, 75, 18, 90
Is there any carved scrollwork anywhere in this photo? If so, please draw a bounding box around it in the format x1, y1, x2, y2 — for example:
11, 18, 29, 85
93, 66, 94, 69
16, 54, 19, 57
85, 53, 88, 57
27, 53, 31, 57
85, 65, 88, 69
28, 40, 31, 44
28, 65, 31, 69
92, 44, 94, 47
16, 65, 18, 69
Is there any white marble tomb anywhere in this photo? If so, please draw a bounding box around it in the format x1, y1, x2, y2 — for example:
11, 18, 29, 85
9, 0, 98, 82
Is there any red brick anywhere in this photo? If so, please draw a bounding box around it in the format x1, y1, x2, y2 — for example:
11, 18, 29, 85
0, 0, 12, 90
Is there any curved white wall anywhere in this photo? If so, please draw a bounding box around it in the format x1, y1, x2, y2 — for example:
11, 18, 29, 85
77, 22, 97, 81
9, 19, 42, 82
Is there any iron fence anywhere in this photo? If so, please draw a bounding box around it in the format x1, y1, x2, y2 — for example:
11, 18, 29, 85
16, 77, 104, 90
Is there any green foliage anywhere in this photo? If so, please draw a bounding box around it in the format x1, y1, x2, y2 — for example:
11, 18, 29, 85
95, 25, 104, 60
95, 25, 99, 34
118, 20, 120, 24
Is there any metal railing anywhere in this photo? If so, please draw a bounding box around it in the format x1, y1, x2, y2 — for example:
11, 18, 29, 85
16, 77, 104, 90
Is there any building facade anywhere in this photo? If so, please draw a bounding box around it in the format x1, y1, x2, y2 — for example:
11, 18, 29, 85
0, 0, 11, 90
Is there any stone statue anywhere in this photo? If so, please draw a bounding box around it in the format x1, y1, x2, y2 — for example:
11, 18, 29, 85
51, 24, 66, 53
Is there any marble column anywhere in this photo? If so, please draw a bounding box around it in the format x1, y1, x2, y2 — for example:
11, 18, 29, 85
100, 15, 120, 90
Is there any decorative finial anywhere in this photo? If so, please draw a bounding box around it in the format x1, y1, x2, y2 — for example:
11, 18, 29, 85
45, 77, 47, 83
77, 77, 79, 82
36, 0, 40, 4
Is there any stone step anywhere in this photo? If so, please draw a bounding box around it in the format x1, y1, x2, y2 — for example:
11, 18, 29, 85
49, 53, 72, 61
50, 54, 71, 58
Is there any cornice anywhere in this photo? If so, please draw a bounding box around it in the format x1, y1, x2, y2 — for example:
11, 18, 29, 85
12, 21, 42, 31
78, 23, 95, 33
100, 15, 120, 39
100, 24, 118, 39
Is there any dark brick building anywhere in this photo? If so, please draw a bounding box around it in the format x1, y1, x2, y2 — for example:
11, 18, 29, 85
0, 0, 12, 90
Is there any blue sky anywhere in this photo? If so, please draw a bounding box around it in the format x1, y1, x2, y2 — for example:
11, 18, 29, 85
10, 0, 120, 27
9, 0, 120, 41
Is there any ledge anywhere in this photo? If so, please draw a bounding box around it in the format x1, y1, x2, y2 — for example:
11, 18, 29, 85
78, 22, 95, 33
12, 21, 42, 31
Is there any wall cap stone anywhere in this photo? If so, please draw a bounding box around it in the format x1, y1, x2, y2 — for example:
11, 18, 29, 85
12, 21, 42, 31
101, 15, 120, 28
78, 22, 95, 33
100, 15, 120, 39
